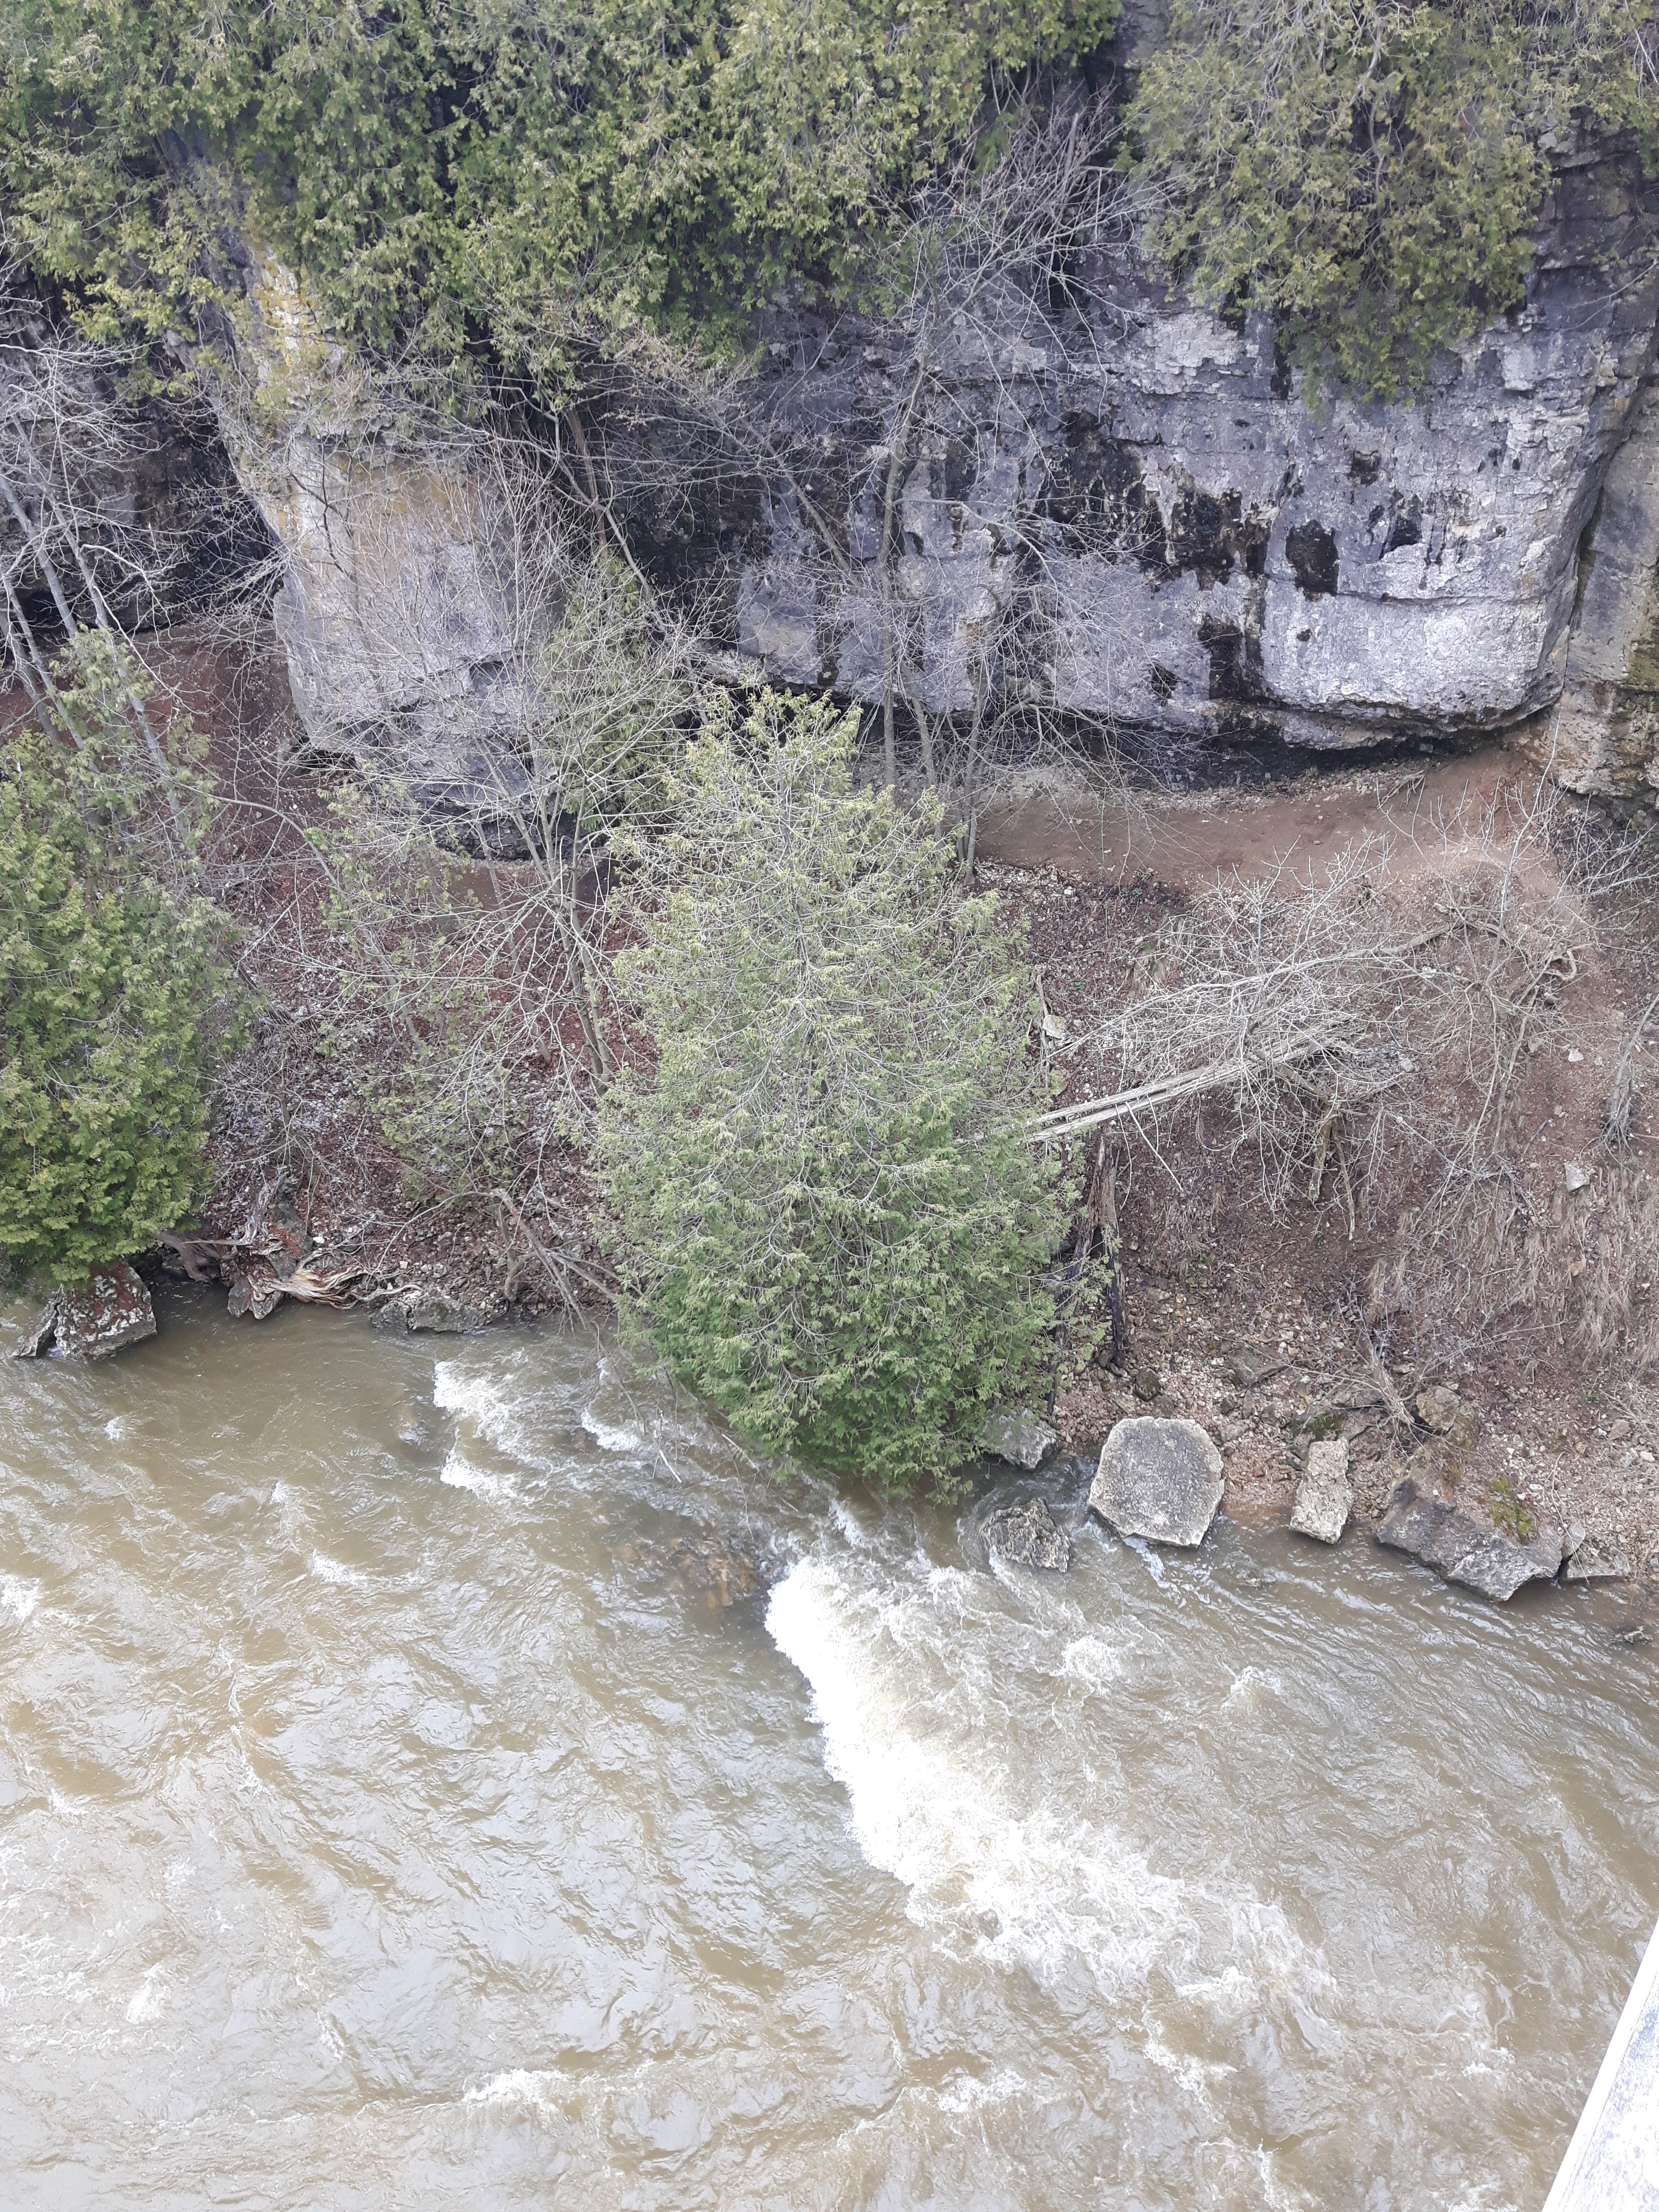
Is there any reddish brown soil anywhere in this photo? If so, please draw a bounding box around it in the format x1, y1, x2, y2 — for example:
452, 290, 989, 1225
979, 748, 1659, 1576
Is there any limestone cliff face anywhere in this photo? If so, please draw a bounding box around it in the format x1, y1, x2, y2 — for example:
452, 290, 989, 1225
211, 255, 529, 829
685, 140, 1659, 801
231, 147, 1659, 807
1545, 377, 1659, 805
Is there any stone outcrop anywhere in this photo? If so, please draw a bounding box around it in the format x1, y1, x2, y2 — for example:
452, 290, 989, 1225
214, 254, 530, 838
983, 1496, 1071, 1572
628, 142, 1659, 794
1290, 1439, 1353, 1545
13, 1262, 156, 1359
1376, 1476, 1566, 1600
220, 149, 1659, 805
1090, 1416, 1224, 1546
1564, 1530, 1632, 1582
980, 1406, 1058, 1470
1538, 373, 1659, 805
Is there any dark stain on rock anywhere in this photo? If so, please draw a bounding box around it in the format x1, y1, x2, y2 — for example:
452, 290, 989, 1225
1382, 496, 1423, 555
1348, 451, 1382, 485
1165, 482, 1271, 588
1038, 416, 1165, 568
1286, 520, 1340, 598
1198, 611, 1264, 701
1150, 663, 1178, 703
1167, 484, 1239, 586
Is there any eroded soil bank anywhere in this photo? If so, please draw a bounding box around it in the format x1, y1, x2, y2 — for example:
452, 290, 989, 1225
96, 630, 1655, 1584
979, 744, 1659, 1575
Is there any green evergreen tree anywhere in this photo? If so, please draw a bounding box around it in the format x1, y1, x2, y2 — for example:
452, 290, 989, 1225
0, 0, 1116, 373
0, 651, 237, 1283
599, 690, 1065, 1491
1123, 0, 1656, 394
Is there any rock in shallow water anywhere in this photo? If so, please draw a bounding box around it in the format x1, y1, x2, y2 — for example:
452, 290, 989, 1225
1290, 1439, 1353, 1545
983, 1497, 1071, 1573
1090, 1418, 1224, 1548
226, 1262, 284, 1321
1565, 1532, 1631, 1583
979, 1407, 1058, 1470
1376, 1477, 1564, 1600
13, 1262, 156, 1360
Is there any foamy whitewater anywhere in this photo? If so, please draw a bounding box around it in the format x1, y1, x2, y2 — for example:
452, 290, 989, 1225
0, 1287, 1655, 2209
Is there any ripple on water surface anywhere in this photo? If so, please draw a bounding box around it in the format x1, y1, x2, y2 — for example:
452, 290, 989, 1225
0, 1284, 1655, 2210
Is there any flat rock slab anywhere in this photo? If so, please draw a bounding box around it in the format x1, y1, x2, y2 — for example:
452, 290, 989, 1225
14, 1262, 156, 1359
1377, 1477, 1564, 1600
1290, 1439, 1352, 1545
980, 1407, 1058, 1470
1225, 1349, 1289, 1389
983, 1497, 1071, 1572
1091, 1418, 1224, 1548
1565, 1534, 1631, 1583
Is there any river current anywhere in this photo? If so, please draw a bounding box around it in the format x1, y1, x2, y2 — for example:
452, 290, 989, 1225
1, 1288, 1655, 2209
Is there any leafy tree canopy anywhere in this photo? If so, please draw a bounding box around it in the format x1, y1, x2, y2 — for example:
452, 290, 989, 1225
598, 690, 1066, 1491
0, 0, 1116, 378
1122, 0, 1657, 394
0, 643, 238, 1282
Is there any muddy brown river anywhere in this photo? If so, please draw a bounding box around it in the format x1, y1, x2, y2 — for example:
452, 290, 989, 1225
1, 1287, 1655, 2209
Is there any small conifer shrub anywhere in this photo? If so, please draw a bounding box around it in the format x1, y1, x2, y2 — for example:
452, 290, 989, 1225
599, 690, 1066, 1491
0, 652, 237, 1283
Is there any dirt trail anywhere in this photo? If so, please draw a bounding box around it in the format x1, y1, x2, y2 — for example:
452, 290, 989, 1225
979, 745, 1529, 892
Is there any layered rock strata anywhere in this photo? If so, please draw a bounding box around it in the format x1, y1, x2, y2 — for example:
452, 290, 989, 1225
228, 149, 1659, 807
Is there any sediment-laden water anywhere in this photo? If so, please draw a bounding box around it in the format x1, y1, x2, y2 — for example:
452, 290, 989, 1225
1, 1288, 1654, 2209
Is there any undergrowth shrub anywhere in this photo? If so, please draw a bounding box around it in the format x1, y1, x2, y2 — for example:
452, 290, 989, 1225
599, 689, 1066, 1491
0, 644, 239, 1282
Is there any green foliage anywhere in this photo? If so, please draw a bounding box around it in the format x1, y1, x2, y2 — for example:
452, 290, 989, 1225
0, 651, 237, 1282
1488, 1471, 1537, 1544
1123, 0, 1657, 393
599, 690, 1066, 1491
0, 0, 1116, 372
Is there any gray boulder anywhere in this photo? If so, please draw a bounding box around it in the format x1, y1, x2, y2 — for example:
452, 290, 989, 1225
1565, 1531, 1631, 1583
1090, 1418, 1225, 1547
14, 1262, 156, 1359
376, 1287, 476, 1334
983, 1497, 1071, 1573
1376, 1477, 1565, 1600
1290, 1438, 1353, 1545
980, 1406, 1058, 1470
1415, 1384, 1462, 1434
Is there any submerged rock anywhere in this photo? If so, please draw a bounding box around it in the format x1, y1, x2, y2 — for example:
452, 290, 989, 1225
983, 1497, 1071, 1573
980, 1407, 1058, 1470
1290, 1438, 1352, 1545
666, 1533, 761, 1608
1376, 1477, 1565, 1600
375, 1287, 476, 1334
1090, 1418, 1224, 1548
227, 1262, 285, 1321
14, 1262, 156, 1360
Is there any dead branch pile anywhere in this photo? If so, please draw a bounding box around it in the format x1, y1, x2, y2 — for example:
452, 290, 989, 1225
1047, 778, 1658, 1374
